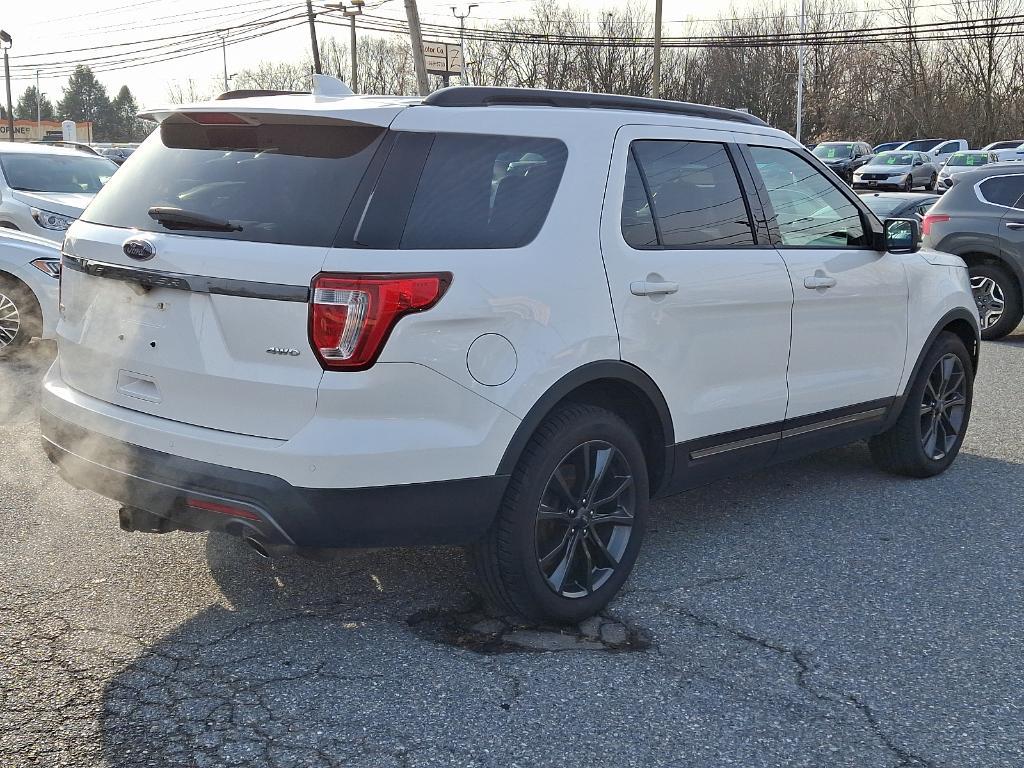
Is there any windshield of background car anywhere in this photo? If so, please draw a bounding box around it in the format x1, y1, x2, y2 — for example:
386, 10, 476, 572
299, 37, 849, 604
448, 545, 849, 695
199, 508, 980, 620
946, 153, 989, 167
899, 139, 943, 152
870, 153, 915, 166
0, 152, 117, 193
813, 143, 855, 159
81, 113, 386, 247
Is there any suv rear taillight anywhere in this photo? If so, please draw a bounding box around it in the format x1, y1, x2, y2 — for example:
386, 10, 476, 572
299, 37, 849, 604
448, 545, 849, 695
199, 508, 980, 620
309, 273, 452, 371
921, 213, 950, 236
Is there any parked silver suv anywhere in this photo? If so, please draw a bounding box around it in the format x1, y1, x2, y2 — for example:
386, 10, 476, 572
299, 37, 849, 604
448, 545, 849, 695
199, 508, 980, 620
923, 164, 1024, 339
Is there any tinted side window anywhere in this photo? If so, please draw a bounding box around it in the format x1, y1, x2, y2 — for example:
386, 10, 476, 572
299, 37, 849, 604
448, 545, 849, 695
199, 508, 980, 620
630, 140, 754, 247
748, 146, 867, 247
978, 175, 1024, 209
621, 151, 658, 247
399, 134, 567, 249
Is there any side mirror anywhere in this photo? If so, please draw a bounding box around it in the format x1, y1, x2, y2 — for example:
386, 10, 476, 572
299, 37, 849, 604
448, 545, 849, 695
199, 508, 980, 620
883, 217, 921, 253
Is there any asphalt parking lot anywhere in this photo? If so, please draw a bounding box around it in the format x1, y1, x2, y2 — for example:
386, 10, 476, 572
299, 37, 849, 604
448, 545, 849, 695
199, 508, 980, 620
2, 336, 1022, 768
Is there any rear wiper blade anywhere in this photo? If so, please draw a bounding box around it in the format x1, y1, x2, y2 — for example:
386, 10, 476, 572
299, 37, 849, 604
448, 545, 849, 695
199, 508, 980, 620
148, 206, 242, 232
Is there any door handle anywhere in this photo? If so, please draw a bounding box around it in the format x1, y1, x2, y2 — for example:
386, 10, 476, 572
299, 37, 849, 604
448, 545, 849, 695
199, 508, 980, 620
630, 280, 679, 296
803, 275, 837, 290
1005, 222, 1024, 230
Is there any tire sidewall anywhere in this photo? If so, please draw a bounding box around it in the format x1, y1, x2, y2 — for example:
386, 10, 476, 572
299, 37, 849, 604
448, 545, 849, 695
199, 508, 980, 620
507, 408, 649, 623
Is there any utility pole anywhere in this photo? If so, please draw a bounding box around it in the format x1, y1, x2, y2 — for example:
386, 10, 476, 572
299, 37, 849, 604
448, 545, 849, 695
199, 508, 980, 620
405, 0, 430, 96
1, 31, 12, 142
35, 70, 41, 135
305, 0, 323, 74
795, 0, 805, 143
652, 0, 663, 98
326, 2, 364, 92
451, 4, 477, 85
220, 35, 229, 92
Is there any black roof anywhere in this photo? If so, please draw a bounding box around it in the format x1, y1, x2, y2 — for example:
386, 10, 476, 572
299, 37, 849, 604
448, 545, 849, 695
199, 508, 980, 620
422, 87, 767, 126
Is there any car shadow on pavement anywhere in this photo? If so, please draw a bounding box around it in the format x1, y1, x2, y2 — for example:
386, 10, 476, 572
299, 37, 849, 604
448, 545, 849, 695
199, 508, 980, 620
94, 441, 1024, 768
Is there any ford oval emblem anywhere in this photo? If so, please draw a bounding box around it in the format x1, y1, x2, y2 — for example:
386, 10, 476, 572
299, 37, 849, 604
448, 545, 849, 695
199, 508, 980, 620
123, 239, 156, 261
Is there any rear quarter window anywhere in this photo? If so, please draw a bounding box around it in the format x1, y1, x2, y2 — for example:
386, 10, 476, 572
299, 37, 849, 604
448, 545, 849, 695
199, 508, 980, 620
978, 175, 1024, 209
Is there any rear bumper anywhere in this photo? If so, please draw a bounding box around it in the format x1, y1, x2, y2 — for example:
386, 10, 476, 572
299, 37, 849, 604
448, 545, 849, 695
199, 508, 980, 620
41, 410, 508, 548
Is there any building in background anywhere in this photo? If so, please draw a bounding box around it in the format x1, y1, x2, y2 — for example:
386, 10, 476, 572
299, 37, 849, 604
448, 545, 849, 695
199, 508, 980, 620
0, 119, 94, 142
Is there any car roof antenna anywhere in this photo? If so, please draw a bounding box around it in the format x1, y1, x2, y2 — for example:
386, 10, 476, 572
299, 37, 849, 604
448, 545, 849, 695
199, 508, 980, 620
312, 74, 354, 98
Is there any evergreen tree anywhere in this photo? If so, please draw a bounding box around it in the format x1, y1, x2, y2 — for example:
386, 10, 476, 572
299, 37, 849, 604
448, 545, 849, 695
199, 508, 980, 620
15, 86, 56, 122
110, 85, 143, 141
57, 65, 114, 140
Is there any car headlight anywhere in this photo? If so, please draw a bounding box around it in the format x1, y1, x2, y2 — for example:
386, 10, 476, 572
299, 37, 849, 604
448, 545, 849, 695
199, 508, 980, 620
30, 207, 76, 231
30, 258, 61, 278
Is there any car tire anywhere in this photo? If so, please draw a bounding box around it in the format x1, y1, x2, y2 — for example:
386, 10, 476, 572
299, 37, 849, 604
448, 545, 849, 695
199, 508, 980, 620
869, 332, 973, 478
926, 173, 937, 191
0, 276, 42, 358
902, 176, 913, 192
969, 262, 1023, 340
470, 403, 649, 623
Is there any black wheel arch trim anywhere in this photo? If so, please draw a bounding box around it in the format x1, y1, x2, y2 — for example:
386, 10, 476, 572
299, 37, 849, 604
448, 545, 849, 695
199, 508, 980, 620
882, 307, 980, 431
939, 237, 1024, 288
496, 360, 675, 487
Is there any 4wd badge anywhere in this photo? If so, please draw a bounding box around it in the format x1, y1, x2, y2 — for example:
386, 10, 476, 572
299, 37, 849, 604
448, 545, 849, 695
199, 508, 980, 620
266, 347, 300, 357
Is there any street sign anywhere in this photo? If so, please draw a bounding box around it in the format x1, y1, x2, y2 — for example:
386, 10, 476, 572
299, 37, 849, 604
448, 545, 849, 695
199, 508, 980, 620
422, 41, 463, 76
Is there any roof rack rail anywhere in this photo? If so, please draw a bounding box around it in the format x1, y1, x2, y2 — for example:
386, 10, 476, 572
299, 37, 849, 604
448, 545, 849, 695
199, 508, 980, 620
422, 87, 767, 126
216, 89, 308, 101
29, 140, 102, 156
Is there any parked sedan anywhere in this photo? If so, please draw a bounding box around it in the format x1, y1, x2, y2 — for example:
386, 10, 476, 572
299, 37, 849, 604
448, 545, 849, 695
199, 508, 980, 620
859, 192, 940, 221
853, 151, 937, 191
937, 150, 999, 191
811, 141, 873, 183
0, 229, 60, 356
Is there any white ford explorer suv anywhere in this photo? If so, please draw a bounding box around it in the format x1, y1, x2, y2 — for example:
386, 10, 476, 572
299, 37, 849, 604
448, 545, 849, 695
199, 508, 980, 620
42, 81, 980, 622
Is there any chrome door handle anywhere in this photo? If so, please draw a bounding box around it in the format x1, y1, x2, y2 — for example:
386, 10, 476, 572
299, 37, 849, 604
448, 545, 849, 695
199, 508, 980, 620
630, 280, 679, 296
1005, 222, 1024, 230
803, 275, 837, 290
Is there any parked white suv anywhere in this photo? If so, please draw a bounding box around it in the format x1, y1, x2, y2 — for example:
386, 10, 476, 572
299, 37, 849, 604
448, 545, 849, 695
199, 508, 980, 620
42, 82, 980, 622
0, 142, 119, 241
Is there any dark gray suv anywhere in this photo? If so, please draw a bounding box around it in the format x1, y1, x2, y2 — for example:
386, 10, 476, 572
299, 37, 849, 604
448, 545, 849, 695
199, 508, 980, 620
923, 164, 1024, 339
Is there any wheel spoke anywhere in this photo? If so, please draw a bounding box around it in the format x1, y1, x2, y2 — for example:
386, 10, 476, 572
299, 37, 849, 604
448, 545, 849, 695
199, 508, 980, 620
548, 529, 582, 594
551, 466, 577, 506
591, 508, 634, 526
586, 528, 620, 567
591, 476, 633, 511
539, 528, 573, 570
537, 502, 567, 523
581, 538, 595, 594
583, 446, 614, 504
922, 415, 939, 458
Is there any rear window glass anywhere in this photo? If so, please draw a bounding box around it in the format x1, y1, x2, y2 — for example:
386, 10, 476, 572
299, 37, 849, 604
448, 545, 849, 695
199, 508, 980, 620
899, 140, 942, 152
862, 196, 909, 217
397, 134, 567, 249
0, 152, 116, 193
978, 175, 1024, 209
81, 113, 385, 247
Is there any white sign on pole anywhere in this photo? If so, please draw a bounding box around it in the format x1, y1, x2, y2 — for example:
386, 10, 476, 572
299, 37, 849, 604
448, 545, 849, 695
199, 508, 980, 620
422, 41, 462, 76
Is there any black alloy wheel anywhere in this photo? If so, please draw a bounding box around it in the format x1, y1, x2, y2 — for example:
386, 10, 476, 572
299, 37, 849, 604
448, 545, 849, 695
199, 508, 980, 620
535, 440, 636, 599
919, 353, 968, 461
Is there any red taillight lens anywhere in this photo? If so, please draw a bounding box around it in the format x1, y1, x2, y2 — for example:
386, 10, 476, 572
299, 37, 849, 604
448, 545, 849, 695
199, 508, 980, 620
309, 273, 452, 371
922, 213, 950, 236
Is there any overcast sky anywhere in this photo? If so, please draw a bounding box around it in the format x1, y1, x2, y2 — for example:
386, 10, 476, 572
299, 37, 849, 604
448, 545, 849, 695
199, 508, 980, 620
1, 0, 914, 110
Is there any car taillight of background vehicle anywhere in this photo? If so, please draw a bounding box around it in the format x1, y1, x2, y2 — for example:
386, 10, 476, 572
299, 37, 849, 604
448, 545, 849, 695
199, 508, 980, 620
922, 214, 950, 236
309, 273, 452, 371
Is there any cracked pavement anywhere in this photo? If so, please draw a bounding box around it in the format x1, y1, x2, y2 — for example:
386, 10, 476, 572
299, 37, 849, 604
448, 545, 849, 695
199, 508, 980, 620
2, 335, 1023, 767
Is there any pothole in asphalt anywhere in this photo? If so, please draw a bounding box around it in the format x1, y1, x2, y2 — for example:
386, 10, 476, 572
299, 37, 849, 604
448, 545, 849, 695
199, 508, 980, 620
406, 598, 651, 654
